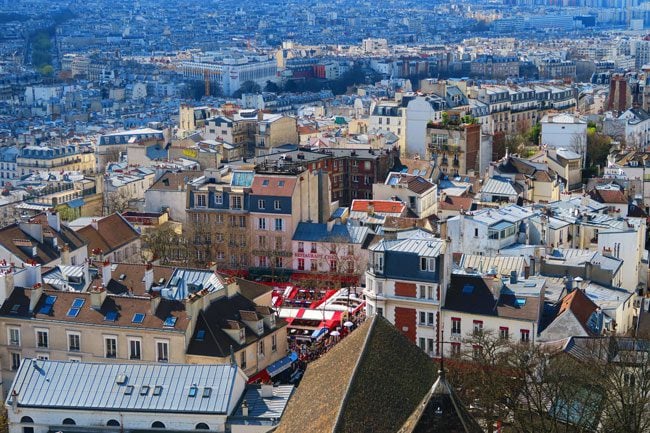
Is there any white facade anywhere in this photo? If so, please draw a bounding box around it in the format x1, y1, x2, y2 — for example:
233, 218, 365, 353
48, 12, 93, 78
540, 113, 587, 156
405, 97, 441, 157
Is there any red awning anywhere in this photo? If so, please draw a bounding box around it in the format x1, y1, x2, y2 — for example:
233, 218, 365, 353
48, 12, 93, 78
247, 368, 271, 384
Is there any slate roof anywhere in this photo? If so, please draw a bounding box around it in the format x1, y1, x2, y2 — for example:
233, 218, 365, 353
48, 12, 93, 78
274, 315, 439, 433
7, 359, 242, 414
104, 263, 175, 296
292, 222, 370, 244
369, 228, 445, 257
186, 294, 286, 358
399, 371, 483, 433
148, 170, 202, 191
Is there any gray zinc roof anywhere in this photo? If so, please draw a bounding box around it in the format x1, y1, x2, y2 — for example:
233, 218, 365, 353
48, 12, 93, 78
8, 360, 243, 414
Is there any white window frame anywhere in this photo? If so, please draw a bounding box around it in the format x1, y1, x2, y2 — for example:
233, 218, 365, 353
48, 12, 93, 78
258, 218, 267, 230
196, 194, 207, 208
274, 200, 281, 210
129, 338, 142, 360
258, 199, 266, 209
156, 339, 169, 362
104, 335, 117, 359
274, 218, 283, 231
68, 356, 81, 362
7, 327, 20, 347
420, 257, 435, 272
35, 328, 49, 349
215, 193, 223, 205
67, 331, 81, 352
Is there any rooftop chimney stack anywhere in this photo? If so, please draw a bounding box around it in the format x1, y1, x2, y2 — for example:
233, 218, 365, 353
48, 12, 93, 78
102, 260, 112, 287
144, 262, 154, 291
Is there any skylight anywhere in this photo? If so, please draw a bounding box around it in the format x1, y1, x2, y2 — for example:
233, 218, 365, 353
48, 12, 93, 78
140, 385, 150, 396
153, 385, 163, 396
67, 308, 80, 317
196, 329, 206, 341
262, 179, 269, 186
203, 387, 212, 398
188, 386, 198, 397
163, 316, 177, 327
132, 313, 145, 324
124, 385, 134, 395
38, 295, 58, 314
71, 298, 85, 308
104, 311, 118, 321
515, 298, 527, 307
462, 284, 474, 294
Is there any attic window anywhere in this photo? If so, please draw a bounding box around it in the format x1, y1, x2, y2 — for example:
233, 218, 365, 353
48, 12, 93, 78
278, 180, 285, 187
203, 387, 212, 398
140, 385, 150, 396
153, 385, 163, 396
10, 304, 20, 314
132, 313, 145, 324
188, 386, 198, 397
163, 317, 177, 328
104, 311, 118, 322
124, 385, 134, 395
462, 284, 474, 294
196, 329, 206, 341
262, 180, 269, 186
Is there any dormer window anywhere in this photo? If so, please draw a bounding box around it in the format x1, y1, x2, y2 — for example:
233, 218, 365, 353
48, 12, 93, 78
239, 328, 245, 342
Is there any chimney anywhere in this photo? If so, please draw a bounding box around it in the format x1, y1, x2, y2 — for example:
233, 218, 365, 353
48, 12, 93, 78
150, 293, 161, 315
29, 283, 43, 313
90, 286, 107, 310
61, 244, 71, 265
19, 221, 43, 244
46, 209, 61, 232
257, 110, 264, 121
510, 270, 518, 285
565, 276, 573, 293
102, 260, 112, 287
144, 262, 154, 291
241, 400, 249, 417
0, 269, 14, 307
91, 219, 98, 230
260, 384, 274, 398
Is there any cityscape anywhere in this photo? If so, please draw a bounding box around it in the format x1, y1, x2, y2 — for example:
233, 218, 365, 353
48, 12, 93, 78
1, 0, 650, 432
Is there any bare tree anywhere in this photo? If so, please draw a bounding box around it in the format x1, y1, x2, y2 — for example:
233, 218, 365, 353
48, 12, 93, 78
104, 189, 133, 215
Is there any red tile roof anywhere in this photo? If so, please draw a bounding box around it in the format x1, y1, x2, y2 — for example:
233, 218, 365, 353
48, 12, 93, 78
558, 289, 599, 333
350, 200, 406, 214
251, 175, 297, 197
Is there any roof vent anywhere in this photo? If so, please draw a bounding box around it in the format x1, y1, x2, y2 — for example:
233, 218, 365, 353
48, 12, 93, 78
116, 373, 128, 385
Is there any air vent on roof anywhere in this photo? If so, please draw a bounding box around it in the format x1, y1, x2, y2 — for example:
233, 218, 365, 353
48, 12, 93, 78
116, 373, 128, 385
158, 277, 165, 285
119, 274, 126, 280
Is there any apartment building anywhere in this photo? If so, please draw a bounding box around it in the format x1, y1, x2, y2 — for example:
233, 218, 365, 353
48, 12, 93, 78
16, 145, 96, 177
372, 172, 438, 218
364, 228, 451, 357
442, 271, 545, 357
426, 117, 482, 176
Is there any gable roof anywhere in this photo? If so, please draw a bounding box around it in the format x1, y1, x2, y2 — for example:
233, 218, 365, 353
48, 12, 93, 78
0, 215, 86, 265
77, 214, 140, 255
350, 199, 406, 214
250, 175, 297, 197
275, 316, 439, 433
399, 371, 483, 433
104, 263, 175, 296
556, 289, 600, 335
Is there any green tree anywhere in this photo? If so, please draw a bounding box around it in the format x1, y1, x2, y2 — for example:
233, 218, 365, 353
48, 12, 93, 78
264, 80, 280, 93
232, 80, 261, 98
586, 129, 612, 167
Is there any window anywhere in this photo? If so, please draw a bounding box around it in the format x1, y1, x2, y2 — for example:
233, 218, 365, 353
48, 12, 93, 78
107, 420, 120, 427
62, 419, 75, 426
275, 236, 282, 250
271, 334, 277, 352
419, 311, 426, 325
196, 194, 206, 207
472, 344, 482, 360
377, 281, 383, 294
520, 329, 530, 343
274, 200, 281, 210
311, 243, 317, 253
499, 327, 509, 340
258, 218, 267, 230
215, 193, 223, 205
240, 350, 247, 369
275, 256, 283, 268
275, 218, 283, 231
310, 260, 318, 271
105, 337, 117, 358
474, 228, 479, 237
419, 337, 426, 350
298, 241, 304, 252
420, 257, 435, 272
427, 338, 435, 355
330, 260, 337, 272
375, 253, 384, 273
259, 340, 265, 357
258, 199, 266, 209
129, 339, 142, 360
156, 340, 169, 362
8, 327, 20, 346
11, 352, 20, 370
259, 235, 266, 248
298, 258, 305, 271
259, 256, 268, 267
377, 307, 383, 317
231, 196, 242, 209
427, 312, 435, 326
36, 329, 48, 348
202, 387, 212, 398
451, 318, 461, 335
68, 332, 80, 351
152, 422, 166, 429
473, 320, 483, 335
37, 354, 48, 360
451, 342, 461, 357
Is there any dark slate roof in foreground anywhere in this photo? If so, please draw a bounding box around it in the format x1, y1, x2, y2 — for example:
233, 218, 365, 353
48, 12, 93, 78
274, 315, 439, 433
